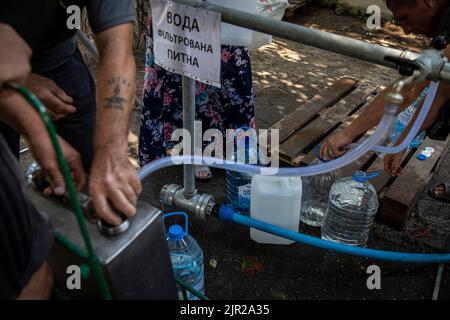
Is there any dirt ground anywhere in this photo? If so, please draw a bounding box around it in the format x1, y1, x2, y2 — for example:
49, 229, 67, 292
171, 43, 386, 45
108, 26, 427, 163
21, 4, 450, 300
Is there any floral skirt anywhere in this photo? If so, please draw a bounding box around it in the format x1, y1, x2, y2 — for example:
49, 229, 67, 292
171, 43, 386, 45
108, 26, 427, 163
138, 16, 256, 166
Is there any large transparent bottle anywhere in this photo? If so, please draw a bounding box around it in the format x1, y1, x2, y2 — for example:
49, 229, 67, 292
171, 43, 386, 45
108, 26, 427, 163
164, 212, 204, 300
226, 128, 259, 216
300, 156, 336, 227
25, 161, 41, 184
321, 171, 379, 247
388, 86, 429, 148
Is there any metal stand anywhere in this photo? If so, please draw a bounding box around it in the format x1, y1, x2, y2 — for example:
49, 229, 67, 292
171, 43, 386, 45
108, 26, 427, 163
160, 77, 216, 217
182, 76, 196, 199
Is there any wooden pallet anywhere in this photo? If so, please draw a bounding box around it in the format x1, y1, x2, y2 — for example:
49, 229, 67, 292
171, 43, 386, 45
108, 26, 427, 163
268, 77, 450, 229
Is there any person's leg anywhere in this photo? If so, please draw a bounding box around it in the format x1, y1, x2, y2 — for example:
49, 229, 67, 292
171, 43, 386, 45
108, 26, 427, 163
218, 46, 256, 131
0, 134, 55, 300
192, 45, 256, 177
39, 48, 96, 172
139, 14, 183, 166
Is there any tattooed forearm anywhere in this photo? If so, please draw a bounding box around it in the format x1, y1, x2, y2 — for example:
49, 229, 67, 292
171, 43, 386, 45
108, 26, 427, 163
104, 77, 131, 110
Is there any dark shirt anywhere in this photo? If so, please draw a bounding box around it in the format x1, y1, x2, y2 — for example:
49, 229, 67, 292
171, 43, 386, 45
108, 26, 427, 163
0, 135, 55, 299
0, 0, 134, 73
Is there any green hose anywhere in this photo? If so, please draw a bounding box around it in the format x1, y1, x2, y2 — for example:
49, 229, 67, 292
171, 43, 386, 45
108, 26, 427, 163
175, 276, 209, 300
7, 83, 112, 300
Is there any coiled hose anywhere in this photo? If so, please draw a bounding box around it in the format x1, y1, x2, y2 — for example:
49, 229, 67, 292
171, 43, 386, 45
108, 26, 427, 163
6, 83, 112, 300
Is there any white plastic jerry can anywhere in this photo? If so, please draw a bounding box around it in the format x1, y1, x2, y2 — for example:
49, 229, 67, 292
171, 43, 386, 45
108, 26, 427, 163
250, 175, 302, 245
205, 0, 257, 46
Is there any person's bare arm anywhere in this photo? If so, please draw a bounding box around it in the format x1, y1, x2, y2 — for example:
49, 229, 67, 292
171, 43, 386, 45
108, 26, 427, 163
384, 62, 450, 176
321, 44, 450, 161
0, 93, 85, 193
89, 23, 142, 225
320, 80, 429, 160
0, 24, 31, 89
383, 45, 450, 176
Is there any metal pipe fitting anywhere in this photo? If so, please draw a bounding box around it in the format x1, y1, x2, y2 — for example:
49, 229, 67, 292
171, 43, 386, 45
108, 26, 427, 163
413, 49, 448, 83
387, 71, 421, 105
161, 184, 216, 219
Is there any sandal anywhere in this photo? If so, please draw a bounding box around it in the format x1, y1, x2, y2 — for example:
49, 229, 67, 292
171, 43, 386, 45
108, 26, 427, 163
429, 182, 450, 203
195, 165, 212, 181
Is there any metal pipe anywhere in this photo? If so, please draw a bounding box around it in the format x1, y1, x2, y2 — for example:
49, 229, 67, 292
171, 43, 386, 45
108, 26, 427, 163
20, 147, 29, 155
76, 31, 99, 61
432, 263, 445, 300
182, 76, 196, 198
172, 0, 450, 83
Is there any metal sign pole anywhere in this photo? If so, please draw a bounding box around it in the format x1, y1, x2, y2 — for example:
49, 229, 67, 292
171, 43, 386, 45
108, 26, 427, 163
182, 76, 196, 198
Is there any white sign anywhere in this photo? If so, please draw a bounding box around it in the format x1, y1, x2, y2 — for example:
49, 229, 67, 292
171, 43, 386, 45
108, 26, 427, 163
151, 0, 221, 87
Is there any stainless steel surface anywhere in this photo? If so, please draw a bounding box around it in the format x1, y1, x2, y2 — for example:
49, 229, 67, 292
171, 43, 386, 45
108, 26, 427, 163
97, 219, 130, 237
182, 76, 196, 198
27, 186, 178, 299
172, 0, 450, 83
161, 184, 216, 219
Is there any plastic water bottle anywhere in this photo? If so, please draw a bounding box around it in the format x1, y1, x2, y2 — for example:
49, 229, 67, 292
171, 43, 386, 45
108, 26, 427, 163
388, 86, 429, 148
25, 161, 41, 184
300, 155, 336, 227
226, 128, 259, 215
321, 171, 379, 247
164, 212, 204, 300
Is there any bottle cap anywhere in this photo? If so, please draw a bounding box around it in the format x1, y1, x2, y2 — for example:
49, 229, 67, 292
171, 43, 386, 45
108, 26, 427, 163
424, 147, 435, 153
163, 212, 189, 240
352, 170, 379, 183
167, 225, 185, 241
421, 151, 432, 158
417, 154, 427, 161
313, 145, 329, 163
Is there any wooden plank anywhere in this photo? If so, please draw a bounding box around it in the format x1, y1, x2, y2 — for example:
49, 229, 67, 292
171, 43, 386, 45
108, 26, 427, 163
364, 155, 393, 194
279, 85, 378, 161
271, 77, 357, 143
292, 87, 380, 166
379, 136, 450, 229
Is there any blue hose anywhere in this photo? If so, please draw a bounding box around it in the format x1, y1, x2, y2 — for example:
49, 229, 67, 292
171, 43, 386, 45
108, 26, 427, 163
218, 205, 450, 263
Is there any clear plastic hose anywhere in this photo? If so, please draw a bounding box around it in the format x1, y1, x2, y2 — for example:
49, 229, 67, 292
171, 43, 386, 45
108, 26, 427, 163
349, 81, 440, 153
138, 103, 398, 179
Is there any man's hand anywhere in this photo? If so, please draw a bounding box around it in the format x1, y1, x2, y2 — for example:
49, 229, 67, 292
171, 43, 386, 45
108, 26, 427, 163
27, 132, 85, 195
0, 24, 31, 94
89, 147, 141, 225
0, 91, 85, 194
384, 150, 406, 177
320, 131, 353, 160
25, 74, 76, 120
